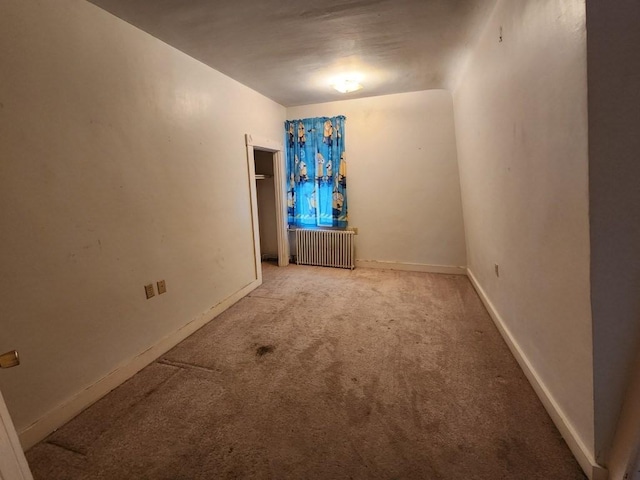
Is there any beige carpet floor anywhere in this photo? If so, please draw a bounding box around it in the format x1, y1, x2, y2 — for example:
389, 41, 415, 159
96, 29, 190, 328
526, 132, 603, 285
26, 263, 586, 479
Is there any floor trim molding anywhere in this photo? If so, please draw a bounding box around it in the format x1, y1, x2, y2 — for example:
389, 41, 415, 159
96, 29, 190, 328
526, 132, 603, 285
466, 268, 607, 480
18, 278, 261, 450
356, 259, 466, 275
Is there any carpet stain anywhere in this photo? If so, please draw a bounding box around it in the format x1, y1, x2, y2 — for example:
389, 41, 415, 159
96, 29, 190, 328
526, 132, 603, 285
256, 345, 275, 357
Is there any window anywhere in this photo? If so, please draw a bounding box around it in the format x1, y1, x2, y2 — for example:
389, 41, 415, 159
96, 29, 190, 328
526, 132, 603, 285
285, 116, 347, 228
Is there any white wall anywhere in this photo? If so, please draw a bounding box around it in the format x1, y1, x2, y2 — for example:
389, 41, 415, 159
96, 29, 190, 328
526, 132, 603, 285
287, 91, 467, 272
586, 0, 640, 469
453, 0, 596, 472
0, 0, 284, 440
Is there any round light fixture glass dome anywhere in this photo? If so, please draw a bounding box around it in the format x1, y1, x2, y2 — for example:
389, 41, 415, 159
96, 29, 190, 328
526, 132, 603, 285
332, 78, 363, 93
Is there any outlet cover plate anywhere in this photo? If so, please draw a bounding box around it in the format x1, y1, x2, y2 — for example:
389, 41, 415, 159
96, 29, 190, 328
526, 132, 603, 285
145, 284, 155, 299
157, 280, 167, 294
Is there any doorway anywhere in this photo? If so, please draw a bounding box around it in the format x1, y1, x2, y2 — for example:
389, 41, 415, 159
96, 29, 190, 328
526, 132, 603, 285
245, 135, 289, 283
254, 150, 279, 264
0, 387, 33, 479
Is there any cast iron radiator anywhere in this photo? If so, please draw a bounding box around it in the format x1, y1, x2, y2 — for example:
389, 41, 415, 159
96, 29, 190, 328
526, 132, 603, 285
294, 229, 355, 270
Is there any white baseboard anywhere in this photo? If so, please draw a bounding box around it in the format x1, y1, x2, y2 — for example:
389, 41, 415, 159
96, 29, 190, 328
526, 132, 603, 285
18, 278, 261, 450
355, 259, 466, 275
466, 268, 607, 480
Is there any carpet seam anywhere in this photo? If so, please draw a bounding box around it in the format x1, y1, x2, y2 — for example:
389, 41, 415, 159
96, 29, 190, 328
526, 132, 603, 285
137, 366, 184, 400
247, 294, 285, 300
46, 366, 185, 457
157, 358, 220, 373
45, 439, 87, 458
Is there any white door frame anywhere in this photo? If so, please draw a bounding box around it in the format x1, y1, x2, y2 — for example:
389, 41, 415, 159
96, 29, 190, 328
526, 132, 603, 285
245, 134, 289, 280
0, 389, 33, 480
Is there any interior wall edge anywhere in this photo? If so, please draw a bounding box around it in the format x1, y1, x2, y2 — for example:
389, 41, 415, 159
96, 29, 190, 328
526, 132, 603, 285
449, 89, 472, 275
586, 0, 640, 466
466, 268, 606, 480
606, 350, 640, 479
17, 278, 261, 451
448, 0, 503, 95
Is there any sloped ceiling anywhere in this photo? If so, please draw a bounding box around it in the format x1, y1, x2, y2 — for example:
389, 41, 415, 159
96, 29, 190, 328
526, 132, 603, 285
88, 0, 497, 106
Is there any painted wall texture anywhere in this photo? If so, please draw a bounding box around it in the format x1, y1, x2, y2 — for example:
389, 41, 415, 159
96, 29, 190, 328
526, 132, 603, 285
0, 0, 284, 433
4, 0, 638, 476
453, 0, 594, 465
587, 0, 640, 469
287, 91, 467, 270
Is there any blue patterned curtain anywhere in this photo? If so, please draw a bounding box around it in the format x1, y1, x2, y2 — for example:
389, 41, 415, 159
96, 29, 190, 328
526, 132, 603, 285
285, 116, 347, 228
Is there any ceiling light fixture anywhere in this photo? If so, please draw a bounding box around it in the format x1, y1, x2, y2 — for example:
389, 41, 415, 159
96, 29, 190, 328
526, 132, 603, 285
332, 78, 363, 94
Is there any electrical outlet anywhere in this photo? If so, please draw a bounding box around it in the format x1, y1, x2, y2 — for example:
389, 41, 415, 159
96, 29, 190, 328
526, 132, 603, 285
144, 283, 155, 299
494, 264, 500, 278
157, 280, 167, 295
